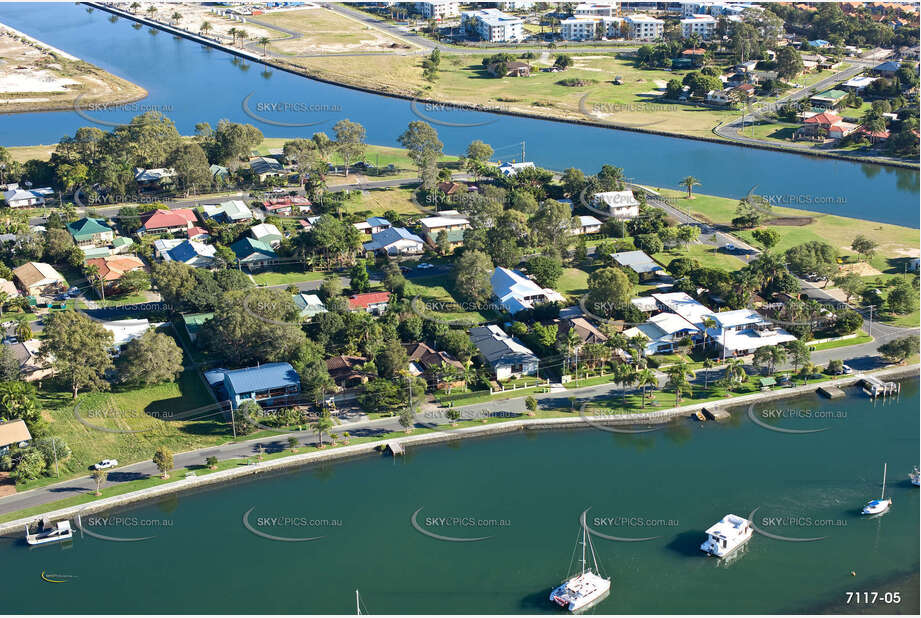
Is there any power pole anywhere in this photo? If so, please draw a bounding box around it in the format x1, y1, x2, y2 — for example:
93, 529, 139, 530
521, 141, 526, 162
52, 437, 59, 477
867, 305, 874, 337
230, 403, 237, 439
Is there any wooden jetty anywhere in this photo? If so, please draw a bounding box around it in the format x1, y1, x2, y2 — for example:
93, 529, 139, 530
860, 375, 900, 398
385, 441, 405, 456
817, 385, 846, 399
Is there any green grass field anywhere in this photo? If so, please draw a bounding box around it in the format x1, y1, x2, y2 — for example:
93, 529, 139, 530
405, 275, 498, 325
251, 268, 326, 286
655, 242, 744, 273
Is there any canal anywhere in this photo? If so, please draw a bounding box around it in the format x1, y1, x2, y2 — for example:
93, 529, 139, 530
2, 381, 917, 614
0, 2, 918, 227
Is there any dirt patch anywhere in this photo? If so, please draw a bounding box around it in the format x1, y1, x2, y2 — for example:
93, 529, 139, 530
838, 262, 882, 277
765, 216, 814, 226
0, 471, 16, 497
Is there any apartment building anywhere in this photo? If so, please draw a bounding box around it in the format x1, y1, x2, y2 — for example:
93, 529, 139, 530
574, 2, 619, 17
680, 14, 717, 38
625, 14, 664, 40
561, 15, 624, 40
461, 8, 524, 42
414, 1, 459, 20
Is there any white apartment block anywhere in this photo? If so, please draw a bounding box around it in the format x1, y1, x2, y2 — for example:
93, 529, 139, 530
574, 2, 619, 17
680, 1, 753, 17
681, 14, 717, 39
625, 14, 664, 40
497, 1, 536, 10
414, 1, 459, 20
561, 16, 623, 40
461, 8, 524, 42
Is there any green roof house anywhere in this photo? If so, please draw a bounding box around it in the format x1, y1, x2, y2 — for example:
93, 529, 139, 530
111, 236, 135, 253
809, 89, 848, 109
182, 312, 214, 342
67, 217, 114, 247
230, 237, 278, 269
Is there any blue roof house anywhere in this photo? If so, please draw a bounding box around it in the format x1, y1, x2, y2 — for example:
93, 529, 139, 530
220, 362, 301, 409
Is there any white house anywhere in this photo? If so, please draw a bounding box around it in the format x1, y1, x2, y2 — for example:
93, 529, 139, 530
202, 200, 253, 223
249, 223, 284, 247
624, 312, 700, 355
498, 161, 535, 176
101, 319, 163, 353
353, 217, 391, 235
155, 239, 217, 268
624, 14, 663, 40
419, 214, 470, 241
575, 3, 618, 17
707, 309, 796, 357
362, 227, 426, 255
707, 89, 732, 105
491, 267, 565, 314
570, 215, 603, 235
469, 324, 539, 380
592, 190, 640, 219
461, 8, 524, 42
651, 291, 714, 331
2, 188, 45, 208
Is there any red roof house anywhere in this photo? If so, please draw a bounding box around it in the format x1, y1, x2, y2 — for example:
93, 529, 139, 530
347, 291, 391, 314
139, 208, 198, 235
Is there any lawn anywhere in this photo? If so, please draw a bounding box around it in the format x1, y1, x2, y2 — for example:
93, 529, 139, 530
405, 275, 498, 325
808, 331, 872, 352
251, 268, 327, 286
255, 7, 416, 55
655, 242, 744, 273
556, 267, 591, 298
6, 143, 56, 162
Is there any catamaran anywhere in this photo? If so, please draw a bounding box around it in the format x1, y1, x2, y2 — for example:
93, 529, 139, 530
549, 522, 611, 613
910, 466, 920, 487
700, 514, 753, 558
24, 519, 73, 546
861, 463, 892, 515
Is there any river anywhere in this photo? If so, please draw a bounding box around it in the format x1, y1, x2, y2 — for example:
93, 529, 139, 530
0, 3, 918, 227
2, 380, 917, 614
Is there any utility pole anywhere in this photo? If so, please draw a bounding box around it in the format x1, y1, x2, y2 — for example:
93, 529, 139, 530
230, 403, 237, 439
52, 437, 59, 477
867, 304, 874, 337
521, 141, 526, 162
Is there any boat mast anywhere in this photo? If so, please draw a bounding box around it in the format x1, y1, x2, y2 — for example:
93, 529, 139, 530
881, 463, 888, 500
580, 523, 587, 575
356, 590, 360, 615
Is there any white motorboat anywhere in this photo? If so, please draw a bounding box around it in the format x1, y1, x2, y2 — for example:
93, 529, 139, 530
700, 513, 753, 558
862, 463, 892, 515
25, 519, 73, 546
550, 521, 611, 613
910, 466, 919, 487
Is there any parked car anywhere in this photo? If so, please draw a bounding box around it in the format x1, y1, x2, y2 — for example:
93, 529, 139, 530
67, 287, 81, 297
92, 459, 118, 470
416, 262, 434, 270
722, 243, 736, 253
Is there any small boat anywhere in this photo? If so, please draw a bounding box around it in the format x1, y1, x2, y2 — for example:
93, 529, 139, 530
861, 463, 892, 515
910, 466, 920, 487
700, 514, 752, 558
550, 522, 611, 613
25, 519, 73, 546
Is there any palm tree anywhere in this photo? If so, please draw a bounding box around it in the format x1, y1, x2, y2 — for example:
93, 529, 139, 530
312, 413, 334, 447
258, 36, 270, 56
724, 358, 746, 391
680, 176, 701, 199
0, 291, 8, 318
236, 29, 248, 46
636, 369, 657, 409
145, 6, 157, 19
228, 27, 238, 45
14, 316, 32, 343
129, 2, 140, 14
702, 357, 715, 388
84, 263, 105, 303
665, 361, 693, 405
171, 11, 182, 26
200, 21, 213, 36
701, 316, 717, 353
614, 362, 636, 408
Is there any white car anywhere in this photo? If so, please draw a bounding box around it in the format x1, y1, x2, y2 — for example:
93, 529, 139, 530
416, 263, 434, 269
93, 459, 118, 470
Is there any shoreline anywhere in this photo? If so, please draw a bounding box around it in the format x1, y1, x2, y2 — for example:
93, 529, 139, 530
0, 19, 148, 115
1, 364, 916, 537
81, 2, 917, 172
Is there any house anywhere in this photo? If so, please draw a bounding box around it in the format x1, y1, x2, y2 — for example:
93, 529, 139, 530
1, 188, 45, 208
469, 324, 539, 380
404, 342, 465, 389
612, 251, 664, 280
182, 312, 213, 342
203, 200, 254, 223
841, 75, 879, 93
0, 419, 31, 455
498, 161, 535, 176
293, 293, 327, 319
559, 317, 608, 346
488, 60, 531, 77
66, 217, 114, 247
111, 236, 135, 255
363, 227, 426, 255
807, 39, 830, 48
570, 215, 603, 235
219, 362, 301, 410
353, 217, 391, 235
623, 312, 700, 355
680, 14, 717, 38
561, 16, 623, 41
156, 239, 217, 268
734, 59, 759, 73
857, 126, 891, 144
706, 309, 796, 357
630, 296, 658, 313
733, 83, 755, 98
796, 111, 843, 140
592, 190, 639, 219
809, 89, 848, 109
574, 2, 617, 18
101, 318, 162, 351
187, 226, 209, 241
871, 60, 901, 77
249, 223, 284, 247
414, 1, 460, 20
348, 291, 391, 315
12, 262, 65, 297
419, 214, 470, 243
262, 196, 311, 216
210, 164, 230, 183
326, 354, 369, 387
828, 121, 859, 140
0, 278, 18, 297
461, 8, 524, 42
134, 167, 175, 188
230, 237, 278, 269
624, 14, 664, 40
491, 266, 565, 314
651, 291, 714, 330
249, 156, 286, 181
707, 89, 732, 105
4, 338, 51, 382
84, 255, 145, 290
139, 208, 198, 236
436, 181, 465, 196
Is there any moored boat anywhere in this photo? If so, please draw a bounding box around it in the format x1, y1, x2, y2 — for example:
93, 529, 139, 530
25, 519, 73, 546
862, 463, 892, 515
700, 514, 752, 558
550, 521, 611, 613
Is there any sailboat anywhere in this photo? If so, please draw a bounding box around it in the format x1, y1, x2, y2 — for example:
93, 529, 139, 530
861, 463, 893, 515
910, 466, 920, 487
549, 521, 611, 613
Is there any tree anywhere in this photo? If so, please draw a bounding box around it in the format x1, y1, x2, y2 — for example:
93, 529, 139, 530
446, 408, 461, 426
851, 235, 878, 262
167, 142, 211, 194
349, 260, 370, 293
398, 407, 415, 432
312, 413, 334, 447
665, 362, 692, 405
454, 250, 493, 304
530, 200, 572, 250
92, 469, 108, 495
679, 176, 700, 199
14, 316, 32, 344
116, 331, 184, 385
0, 346, 21, 382
785, 241, 838, 279
588, 267, 632, 318
465, 140, 493, 170
525, 395, 538, 416
206, 455, 218, 469
878, 335, 919, 364
666, 78, 683, 99
0, 382, 40, 434
118, 269, 151, 295
332, 119, 366, 177
775, 46, 804, 79
528, 255, 563, 288
554, 53, 574, 70
636, 369, 657, 408
398, 121, 443, 177
751, 228, 780, 251
785, 339, 811, 373
886, 279, 917, 315
634, 233, 664, 255
832, 272, 863, 304
41, 311, 114, 399
152, 446, 173, 479
234, 400, 260, 436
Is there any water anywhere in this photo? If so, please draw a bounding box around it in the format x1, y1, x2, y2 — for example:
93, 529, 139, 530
0, 3, 918, 227
2, 380, 917, 614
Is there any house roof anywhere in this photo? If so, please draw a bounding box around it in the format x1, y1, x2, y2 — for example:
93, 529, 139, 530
250, 223, 283, 241
141, 208, 197, 230
613, 250, 662, 274
134, 168, 175, 182
101, 318, 159, 348
562, 317, 608, 345
223, 362, 300, 394
348, 291, 391, 310
12, 262, 65, 290
0, 278, 18, 296
470, 324, 538, 367
404, 342, 464, 371
66, 217, 112, 240
873, 60, 901, 72
2, 188, 44, 203
574, 215, 602, 227
167, 240, 216, 264
85, 255, 145, 281
804, 111, 842, 125
325, 354, 367, 373
811, 89, 848, 101
364, 227, 424, 250
492, 267, 565, 313
204, 200, 253, 221
293, 293, 327, 316
593, 190, 639, 209
652, 291, 714, 329
250, 156, 284, 175
420, 215, 470, 229
187, 226, 209, 239
0, 419, 32, 447
230, 237, 277, 261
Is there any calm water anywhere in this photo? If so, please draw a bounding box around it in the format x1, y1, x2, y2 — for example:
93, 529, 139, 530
2, 380, 918, 614
0, 3, 918, 227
